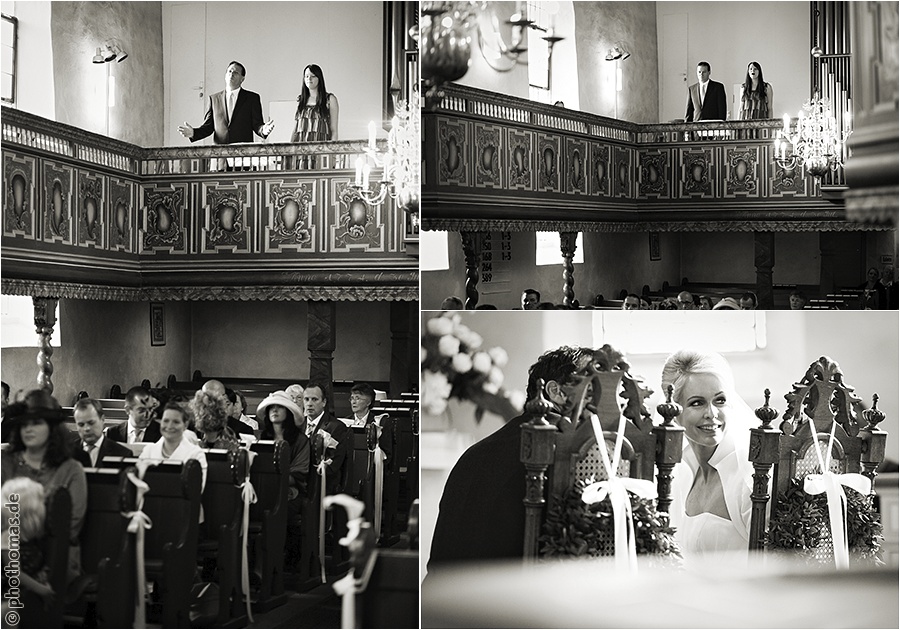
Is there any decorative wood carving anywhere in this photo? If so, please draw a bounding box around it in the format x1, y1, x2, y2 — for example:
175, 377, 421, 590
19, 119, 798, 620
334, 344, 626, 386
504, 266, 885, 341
460, 231, 480, 309
590, 143, 610, 197
333, 185, 383, 251
203, 184, 250, 252
43, 162, 72, 244
437, 117, 468, 185
142, 186, 186, 253
565, 138, 587, 194
520, 384, 559, 561
772, 162, 807, 196
537, 134, 560, 192
308, 301, 336, 405
639, 151, 668, 197
613, 146, 630, 198
33, 296, 58, 393
108, 178, 133, 252
4, 153, 35, 237
506, 128, 533, 190
748, 389, 781, 550
266, 181, 314, 252
76, 171, 103, 247
726, 147, 759, 196
423, 218, 884, 234
653, 385, 683, 519
682, 149, 712, 196
559, 231, 577, 307
474, 124, 501, 188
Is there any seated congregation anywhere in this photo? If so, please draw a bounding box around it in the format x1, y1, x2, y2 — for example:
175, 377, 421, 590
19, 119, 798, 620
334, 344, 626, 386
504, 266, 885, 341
0, 379, 419, 629
427, 343, 890, 583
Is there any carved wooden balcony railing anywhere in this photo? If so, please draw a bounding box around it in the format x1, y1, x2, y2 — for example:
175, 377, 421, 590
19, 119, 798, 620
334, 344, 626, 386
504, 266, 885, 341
422, 84, 867, 234
1, 106, 418, 302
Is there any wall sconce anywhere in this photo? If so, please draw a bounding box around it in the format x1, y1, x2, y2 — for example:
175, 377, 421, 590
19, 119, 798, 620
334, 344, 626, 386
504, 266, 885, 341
92, 39, 128, 64
604, 43, 630, 61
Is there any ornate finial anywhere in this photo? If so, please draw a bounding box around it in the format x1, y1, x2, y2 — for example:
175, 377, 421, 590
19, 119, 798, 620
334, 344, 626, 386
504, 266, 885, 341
755, 388, 779, 428
862, 393, 884, 429
657, 384, 682, 427
525, 378, 556, 419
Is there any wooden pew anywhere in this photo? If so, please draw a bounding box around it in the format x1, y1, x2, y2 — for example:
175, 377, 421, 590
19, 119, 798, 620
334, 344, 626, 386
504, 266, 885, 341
14, 486, 70, 629
247, 441, 289, 612
199, 448, 249, 628
66, 467, 137, 628
372, 406, 417, 543
100, 457, 202, 628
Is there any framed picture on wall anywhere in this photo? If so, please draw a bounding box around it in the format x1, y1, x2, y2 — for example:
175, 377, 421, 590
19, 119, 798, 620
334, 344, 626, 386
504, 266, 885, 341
649, 232, 661, 261
150, 302, 165, 346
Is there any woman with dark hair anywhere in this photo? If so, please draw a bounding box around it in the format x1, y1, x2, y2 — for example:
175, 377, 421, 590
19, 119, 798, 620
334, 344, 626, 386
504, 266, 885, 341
739, 61, 773, 120
257, 391, 310, 568
291, 64, 339, 168
2, 389, 88, 582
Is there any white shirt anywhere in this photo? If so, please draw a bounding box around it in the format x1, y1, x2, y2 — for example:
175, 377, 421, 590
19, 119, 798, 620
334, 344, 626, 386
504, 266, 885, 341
699, 80, 709, 103
225, 87, 241, 121
84, 435, 106, 466
139, 436, 208, 491
306, 411, 325, 437
128, 419, 148, 444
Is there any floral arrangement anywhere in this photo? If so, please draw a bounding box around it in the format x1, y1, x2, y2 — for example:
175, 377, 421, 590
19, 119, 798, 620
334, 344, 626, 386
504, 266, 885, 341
421, 312, 526, 422
765, 478, 884, 566
539, 478, 683, 568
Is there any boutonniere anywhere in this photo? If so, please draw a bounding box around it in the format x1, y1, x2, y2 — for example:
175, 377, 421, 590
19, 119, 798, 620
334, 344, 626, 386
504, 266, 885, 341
317, 430, 339, 455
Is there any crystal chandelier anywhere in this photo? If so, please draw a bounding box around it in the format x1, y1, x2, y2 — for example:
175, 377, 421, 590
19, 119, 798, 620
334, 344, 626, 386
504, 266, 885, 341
351, 91, 420, 222
773, 93, 851, 178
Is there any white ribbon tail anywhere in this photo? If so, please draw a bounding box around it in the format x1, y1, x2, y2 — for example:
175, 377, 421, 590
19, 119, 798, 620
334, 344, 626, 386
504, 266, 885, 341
124, 463, 157, 629
318, 461, 328, 583
239, 474, 258, 622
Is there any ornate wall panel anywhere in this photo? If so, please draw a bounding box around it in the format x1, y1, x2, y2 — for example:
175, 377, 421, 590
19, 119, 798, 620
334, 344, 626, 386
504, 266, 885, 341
638, 150, 669, 199
537, 133, 560, 192
43, 161, 74, 245
108, 177, 135, 253
73, 169, 102, 247
263, 179, 316, 254
436, 116, 470, 186
565, 138, 588, 195
771, 162, 810, 197
590, 143, 610, 197
506, 128, 533, 191
680, 148, 714, 197
613, 146, 631, 198
330, 183, 385, 252
473, 123, 502, 189
141, 184, 188, 254
725, 146, 761, 198
3, 152, 36, 238
200, 181, 253, 254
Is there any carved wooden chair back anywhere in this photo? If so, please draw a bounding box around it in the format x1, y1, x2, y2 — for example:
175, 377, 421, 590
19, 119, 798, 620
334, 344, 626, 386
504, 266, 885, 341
521, 345, 684, 559
748, 356, 887, 555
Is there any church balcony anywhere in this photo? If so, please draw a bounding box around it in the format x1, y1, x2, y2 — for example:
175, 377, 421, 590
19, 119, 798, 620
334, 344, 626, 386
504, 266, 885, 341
422, 83, 862, 234
1, 106, 418, 302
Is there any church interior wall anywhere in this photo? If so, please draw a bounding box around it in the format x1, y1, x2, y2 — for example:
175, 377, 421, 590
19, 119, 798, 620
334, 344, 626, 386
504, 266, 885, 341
50, 1, 165, 146
1, 298, 395, 405
574, 1, 659, 122
656, 1, 810, 122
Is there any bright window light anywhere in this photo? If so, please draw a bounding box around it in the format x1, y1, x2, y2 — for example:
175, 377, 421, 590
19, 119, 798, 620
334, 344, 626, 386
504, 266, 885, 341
420, 230, 450, 271
1, 295, 62, 348
592, 311, 766, 355
536, 231, 583, 266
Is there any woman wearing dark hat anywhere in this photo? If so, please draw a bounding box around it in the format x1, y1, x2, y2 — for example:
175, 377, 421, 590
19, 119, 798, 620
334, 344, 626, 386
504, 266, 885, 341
257, 390, 310, 569
2, 389, 88, 583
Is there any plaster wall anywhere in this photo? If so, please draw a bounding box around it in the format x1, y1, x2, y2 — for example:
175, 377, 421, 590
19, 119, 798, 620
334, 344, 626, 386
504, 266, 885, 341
51, 1, 164, 146
1, 0, 55, 119
574, 1, 659, 122
656, 1, 810, 122
163, 1, 384, 146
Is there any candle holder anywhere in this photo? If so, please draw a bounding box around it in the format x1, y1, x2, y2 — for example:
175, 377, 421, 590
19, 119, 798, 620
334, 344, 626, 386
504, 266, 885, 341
350, 91, 420, 218
773, 93, 851, 179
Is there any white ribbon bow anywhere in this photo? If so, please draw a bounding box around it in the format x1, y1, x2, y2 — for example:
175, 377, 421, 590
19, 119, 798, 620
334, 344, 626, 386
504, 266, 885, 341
317, 459, 329, 583
802, 419, 871, 569
123, 460, 157, 629
581, 413, 657, 572
238, 449, 258, 622
372, 414, 389, 541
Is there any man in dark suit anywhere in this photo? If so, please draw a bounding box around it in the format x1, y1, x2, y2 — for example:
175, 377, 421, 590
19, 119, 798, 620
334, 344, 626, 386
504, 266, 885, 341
685, 61, 728, 121
427, 346, 594, 570
72, 398, 131, 467
178, 61, 274, 145
107, 386, 161, 444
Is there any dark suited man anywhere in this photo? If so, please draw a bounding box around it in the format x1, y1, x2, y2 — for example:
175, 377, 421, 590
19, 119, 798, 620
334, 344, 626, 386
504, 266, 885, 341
178, 61, 275, 145
107, 386, 161, 444
685, 61, 728, 121
301, 381, 351, 572
428, 346, 594, 570
72, 398, 131, 467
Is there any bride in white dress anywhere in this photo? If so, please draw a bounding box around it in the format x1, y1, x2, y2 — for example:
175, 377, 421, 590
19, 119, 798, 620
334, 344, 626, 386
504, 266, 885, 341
661, 350, 756, 559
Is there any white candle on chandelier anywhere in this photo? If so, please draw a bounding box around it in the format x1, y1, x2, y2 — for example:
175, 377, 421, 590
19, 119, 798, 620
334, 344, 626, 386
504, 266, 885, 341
355, 157, 363, 186
368, 121, 376, 150
782, 113, 790, 136
363, 163, 371, 189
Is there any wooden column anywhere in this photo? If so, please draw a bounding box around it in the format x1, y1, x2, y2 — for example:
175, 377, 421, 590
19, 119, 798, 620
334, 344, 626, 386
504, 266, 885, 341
33, 297, 58, 393
560, 232, 577, 308
520, 390, 558, 562
307, 300, 336, 408
389, 301, 413, 396
754, 231, 775, 309
653, 385, 684, 519
859, 394, 887, 486
460, 231, 480, 310
748, 389, 782, 551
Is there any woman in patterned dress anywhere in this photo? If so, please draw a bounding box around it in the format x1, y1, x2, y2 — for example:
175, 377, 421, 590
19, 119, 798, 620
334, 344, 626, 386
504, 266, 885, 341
740, 61, 773, 120
291, 64, 339, 168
